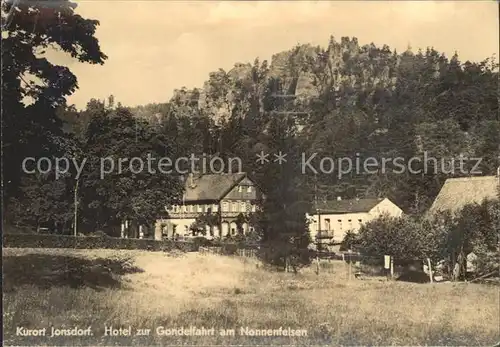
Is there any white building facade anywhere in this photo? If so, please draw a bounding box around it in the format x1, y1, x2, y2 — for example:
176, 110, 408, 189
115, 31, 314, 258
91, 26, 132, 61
155, 173, 262, 240
306, 197, 403, 244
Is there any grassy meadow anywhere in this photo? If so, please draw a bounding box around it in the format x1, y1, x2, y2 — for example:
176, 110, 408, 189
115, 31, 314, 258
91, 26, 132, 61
3, 247, 499, 346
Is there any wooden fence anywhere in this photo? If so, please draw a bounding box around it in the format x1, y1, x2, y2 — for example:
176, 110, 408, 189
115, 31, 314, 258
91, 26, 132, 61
199, 246, 257, 259
199, 246, 222, 255
237, 248, 258, 258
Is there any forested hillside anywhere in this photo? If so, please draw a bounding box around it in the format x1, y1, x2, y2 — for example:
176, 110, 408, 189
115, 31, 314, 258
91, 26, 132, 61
4, 32, 499, 233
129, 36, 499, 214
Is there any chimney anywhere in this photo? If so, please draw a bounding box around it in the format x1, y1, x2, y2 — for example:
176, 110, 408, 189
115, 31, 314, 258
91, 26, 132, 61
337, 196, 342, 201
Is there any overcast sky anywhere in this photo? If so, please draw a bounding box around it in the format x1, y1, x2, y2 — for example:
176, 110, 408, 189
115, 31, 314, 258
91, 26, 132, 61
58, 1, 499, 109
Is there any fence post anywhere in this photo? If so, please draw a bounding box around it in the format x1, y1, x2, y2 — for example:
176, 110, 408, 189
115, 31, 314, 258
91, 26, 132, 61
384, 255, 391, 280
390, 257, 394, 279
427, 258, 433, 283
348, 259, 351, 281
342, 253, 345, 279
347, 253, 351, 281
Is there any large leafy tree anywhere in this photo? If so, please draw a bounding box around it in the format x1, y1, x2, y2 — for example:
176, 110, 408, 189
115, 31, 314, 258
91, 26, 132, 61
2, 0, 107, 209
444, 200, 500, 280
79, 106, 183, 235
355, 214, 445, 266
253, 114, 312, 271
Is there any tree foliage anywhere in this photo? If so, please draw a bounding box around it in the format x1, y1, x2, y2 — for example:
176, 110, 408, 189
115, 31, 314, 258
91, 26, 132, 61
355, 214, 444, 265
351, 198, 499, 279
78, 106, 183, 233
2, 0, 107, 204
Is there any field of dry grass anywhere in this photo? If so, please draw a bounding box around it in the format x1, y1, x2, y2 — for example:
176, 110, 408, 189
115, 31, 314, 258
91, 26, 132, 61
3, 247, 499, 346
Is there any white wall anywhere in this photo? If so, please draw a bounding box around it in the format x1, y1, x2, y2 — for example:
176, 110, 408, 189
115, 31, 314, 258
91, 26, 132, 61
307, 212, 370, 243
368, 198, 403, 218
307, 199, 403, 244
155, 218, 196, 239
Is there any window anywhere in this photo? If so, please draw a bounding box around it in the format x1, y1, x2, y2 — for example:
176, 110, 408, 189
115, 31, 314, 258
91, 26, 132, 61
247, 186, 252, 193
197, 205, 203, 213
325, 218, 331, 230
251, 205, 256, 212
358, 219, 363, 223
189, 205, 194, 212
238, 186, 242, 193
240, 202, 246, 212
213, 204, 219, 212
222, 202, 228, 212
348, 219, 352, 223
232, 202, 238, 212
183, 205, 188, 212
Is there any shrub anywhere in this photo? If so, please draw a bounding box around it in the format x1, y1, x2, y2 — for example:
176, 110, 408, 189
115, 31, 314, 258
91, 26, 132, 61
221, 243, 238, 255
191, 236, 213, 250
356, 214, 442, 266
339, 230, 360, 252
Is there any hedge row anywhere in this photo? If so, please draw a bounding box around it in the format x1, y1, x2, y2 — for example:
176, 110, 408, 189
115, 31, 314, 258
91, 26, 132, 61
2, 233, 197, 252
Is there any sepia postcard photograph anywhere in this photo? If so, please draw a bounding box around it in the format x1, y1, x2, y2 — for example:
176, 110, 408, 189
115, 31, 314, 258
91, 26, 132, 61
2, 0, 499, 346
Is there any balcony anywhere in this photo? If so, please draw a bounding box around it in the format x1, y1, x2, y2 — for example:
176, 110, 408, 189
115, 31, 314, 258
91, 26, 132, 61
315, 230, 335, 239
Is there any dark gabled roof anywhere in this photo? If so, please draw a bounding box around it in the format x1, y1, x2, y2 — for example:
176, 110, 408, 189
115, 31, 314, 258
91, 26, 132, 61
428, 176, 498, 215
182, 173, 247, 202
312, 198, 384, 214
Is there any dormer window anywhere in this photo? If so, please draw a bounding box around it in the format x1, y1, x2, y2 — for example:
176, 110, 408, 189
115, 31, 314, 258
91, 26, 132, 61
238, 186, 243, 193
247, 186, 252, 193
